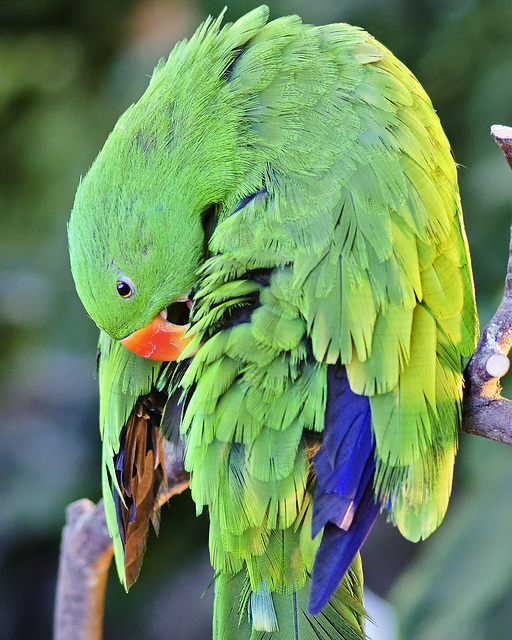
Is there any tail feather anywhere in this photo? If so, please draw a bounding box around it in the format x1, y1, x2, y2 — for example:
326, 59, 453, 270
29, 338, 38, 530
214, 564, 366, 640
309, 490, 379, 615
310, 364, 381, 614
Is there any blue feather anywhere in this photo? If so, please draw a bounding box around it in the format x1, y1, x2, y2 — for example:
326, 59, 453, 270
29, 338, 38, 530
309, 485, 380, 615
232, 187, 269, 213
323, 366, 373, 470
114, 427, 128, 543
310, 365, 381, 614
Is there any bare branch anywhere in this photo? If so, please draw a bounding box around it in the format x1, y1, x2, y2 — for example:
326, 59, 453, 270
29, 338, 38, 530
159, 440, 191, 505
491, 124, 512, 171
53, 499, 113, 640
53, 441, 189, 640
462, 125, 512, 443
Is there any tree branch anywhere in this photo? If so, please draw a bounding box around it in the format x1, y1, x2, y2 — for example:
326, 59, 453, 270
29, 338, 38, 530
462, 125, 512, 443
53, 441, 189, 640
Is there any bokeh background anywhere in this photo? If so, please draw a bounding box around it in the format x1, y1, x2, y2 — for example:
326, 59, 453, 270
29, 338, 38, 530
2, 0, 512, 638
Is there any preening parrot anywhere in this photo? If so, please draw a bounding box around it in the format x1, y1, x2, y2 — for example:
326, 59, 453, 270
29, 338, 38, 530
68, 6, 478, 639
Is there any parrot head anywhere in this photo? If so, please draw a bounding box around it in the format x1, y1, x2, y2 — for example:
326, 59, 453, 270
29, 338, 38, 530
68, 97, 214, 361
68, 9, 270, 360
68, 154, 204, 360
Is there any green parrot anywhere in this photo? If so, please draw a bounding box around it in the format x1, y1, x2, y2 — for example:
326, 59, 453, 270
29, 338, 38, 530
68, 6, 478, 639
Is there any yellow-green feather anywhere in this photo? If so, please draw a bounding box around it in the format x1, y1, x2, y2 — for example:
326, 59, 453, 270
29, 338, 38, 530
69, 5, 478, 637
180, 9, 478, 599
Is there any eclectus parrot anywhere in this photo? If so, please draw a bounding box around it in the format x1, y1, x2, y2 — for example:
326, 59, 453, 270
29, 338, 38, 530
68, 6, 478, 639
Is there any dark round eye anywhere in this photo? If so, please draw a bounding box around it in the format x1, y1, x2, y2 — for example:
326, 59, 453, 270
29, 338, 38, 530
116, 277, 136, 299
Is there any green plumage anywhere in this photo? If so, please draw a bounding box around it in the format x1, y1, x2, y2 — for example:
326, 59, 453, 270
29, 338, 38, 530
68, 6, 478, 638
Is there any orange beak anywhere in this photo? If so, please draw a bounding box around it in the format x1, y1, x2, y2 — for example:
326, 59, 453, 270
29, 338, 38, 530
120, 311, 193, 361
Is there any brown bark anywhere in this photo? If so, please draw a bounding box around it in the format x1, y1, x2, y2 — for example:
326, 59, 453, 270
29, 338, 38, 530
462, 125, 512, 443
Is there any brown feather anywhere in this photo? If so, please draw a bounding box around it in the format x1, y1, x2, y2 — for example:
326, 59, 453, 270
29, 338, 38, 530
114, 388, 168, 588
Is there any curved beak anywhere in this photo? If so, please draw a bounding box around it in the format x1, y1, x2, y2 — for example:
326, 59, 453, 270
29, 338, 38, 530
120, 300, 194, 361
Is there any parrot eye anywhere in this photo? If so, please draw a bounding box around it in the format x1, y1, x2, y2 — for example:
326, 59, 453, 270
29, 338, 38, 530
116, 277, 136, 299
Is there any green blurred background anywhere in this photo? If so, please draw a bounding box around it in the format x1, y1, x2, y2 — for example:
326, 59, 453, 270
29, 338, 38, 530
2, 1, 512, 638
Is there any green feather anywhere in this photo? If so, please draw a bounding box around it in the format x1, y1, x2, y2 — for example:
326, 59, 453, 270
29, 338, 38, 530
214, 562, 365, 639
68, 5, 479, 637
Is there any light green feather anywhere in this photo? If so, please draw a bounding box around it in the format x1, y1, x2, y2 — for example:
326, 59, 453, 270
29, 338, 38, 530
213, 561, 365, 639
68, 5, 479, 637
